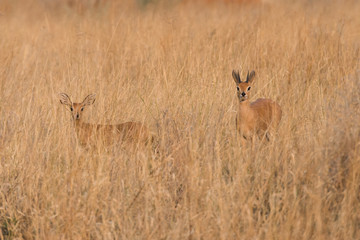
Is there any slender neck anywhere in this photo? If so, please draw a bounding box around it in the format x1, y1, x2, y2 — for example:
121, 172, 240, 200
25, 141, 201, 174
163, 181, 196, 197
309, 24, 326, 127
238, 99, 250, 107
73, 119, 91, 136
74, 119, 82, 125
73, 119, 86, 128
237, 99, 252, 121
74, 119, 92, 128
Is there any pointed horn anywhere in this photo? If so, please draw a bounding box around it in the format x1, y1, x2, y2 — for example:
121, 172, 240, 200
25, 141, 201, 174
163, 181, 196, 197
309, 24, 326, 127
232, 70, 241, 83
246, 71, 250, 83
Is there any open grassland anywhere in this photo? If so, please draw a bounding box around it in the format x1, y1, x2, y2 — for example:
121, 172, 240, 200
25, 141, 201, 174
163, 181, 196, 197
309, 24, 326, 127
0, 0, 360, 239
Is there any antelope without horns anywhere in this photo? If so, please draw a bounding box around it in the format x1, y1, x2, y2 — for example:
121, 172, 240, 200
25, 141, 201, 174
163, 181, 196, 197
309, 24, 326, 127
59, 93, 151, 147
232, 70, 282, 141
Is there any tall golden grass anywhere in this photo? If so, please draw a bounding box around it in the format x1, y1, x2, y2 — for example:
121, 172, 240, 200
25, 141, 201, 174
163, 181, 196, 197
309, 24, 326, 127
0, 0, 359, 239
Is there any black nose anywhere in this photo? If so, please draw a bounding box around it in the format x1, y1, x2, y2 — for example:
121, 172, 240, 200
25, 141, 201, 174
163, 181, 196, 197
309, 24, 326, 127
76, 114, 80, 119
241, 92, 246, 97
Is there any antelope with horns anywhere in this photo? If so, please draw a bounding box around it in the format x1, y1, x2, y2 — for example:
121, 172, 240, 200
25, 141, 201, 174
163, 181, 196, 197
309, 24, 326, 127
232, 70, 282, 142
59, 93, 151, 148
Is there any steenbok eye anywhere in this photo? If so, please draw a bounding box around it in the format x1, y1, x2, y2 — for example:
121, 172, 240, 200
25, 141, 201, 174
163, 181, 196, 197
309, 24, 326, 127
70, 107, 73, 111
247, 87, 251, 91
236, 86, 240, 91
81, 108, 84, 111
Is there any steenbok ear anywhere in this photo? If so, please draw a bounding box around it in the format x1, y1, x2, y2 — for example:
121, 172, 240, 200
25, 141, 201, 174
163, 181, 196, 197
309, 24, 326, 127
246, 71, 255, 83
82, 93, 96, 106
59, 93, 72, 107
232, 70, 241, 84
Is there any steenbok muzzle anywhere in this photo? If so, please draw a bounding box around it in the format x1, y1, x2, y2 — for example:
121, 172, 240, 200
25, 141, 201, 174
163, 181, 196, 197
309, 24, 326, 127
59, 93, 151, 148
232, 70, 282, 142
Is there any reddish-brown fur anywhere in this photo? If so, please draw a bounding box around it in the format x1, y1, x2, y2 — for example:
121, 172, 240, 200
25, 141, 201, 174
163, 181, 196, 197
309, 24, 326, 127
232, 70, 282, 141
59, 93, 151, 148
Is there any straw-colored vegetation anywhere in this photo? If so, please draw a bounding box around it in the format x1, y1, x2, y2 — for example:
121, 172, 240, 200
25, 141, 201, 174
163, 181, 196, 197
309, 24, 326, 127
0, 0, 359, 239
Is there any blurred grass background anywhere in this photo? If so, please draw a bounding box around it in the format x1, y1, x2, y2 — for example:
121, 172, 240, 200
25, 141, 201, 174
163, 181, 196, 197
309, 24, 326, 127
0, 0, 359, 239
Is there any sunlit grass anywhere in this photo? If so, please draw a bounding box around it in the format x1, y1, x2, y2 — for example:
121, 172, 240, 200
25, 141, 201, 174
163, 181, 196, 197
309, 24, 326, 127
0, 0, 359, 239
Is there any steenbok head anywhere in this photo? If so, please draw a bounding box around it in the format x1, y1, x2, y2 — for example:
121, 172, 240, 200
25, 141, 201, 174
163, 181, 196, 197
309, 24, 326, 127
59, 93, 96, 121
232, 70, 256, 102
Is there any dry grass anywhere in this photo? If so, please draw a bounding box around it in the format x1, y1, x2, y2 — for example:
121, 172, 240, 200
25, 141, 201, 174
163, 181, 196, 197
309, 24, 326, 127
0, 0, 360, 239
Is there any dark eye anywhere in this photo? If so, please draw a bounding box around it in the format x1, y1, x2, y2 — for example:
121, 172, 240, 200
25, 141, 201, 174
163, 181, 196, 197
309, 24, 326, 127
236, 86, 240, 91
247, 87, 251, 91
70, 107, 73, 111
81, 108, 84, 111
